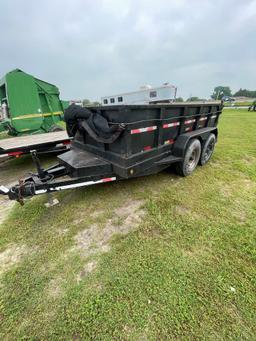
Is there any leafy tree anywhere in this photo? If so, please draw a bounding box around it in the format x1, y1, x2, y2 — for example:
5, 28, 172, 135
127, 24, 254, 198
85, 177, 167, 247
83, 99, 101, 106
82, 99, 91, 106
186, 97, 206, 102
92, 101, 101, 106
175, 97, 184, 102
233, 88, 256, 98
211, 86, 232, 100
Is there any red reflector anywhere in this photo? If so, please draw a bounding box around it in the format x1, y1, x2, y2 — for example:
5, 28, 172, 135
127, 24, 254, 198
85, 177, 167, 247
131, 129, 140, 134
102, 178, 114, 183
8, 151, 23, 157
143, 146, 152, 151
165, 139, 175, 145
63, 140, 71, 145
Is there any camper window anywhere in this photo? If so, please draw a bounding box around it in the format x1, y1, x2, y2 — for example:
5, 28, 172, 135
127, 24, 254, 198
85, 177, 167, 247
110, 98, 115, 103
103, 99, 108, 104
150, 91, 157, 98
118, 96, 123, 102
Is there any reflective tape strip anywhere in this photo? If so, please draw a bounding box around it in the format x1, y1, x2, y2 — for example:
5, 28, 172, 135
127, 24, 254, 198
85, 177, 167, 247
164, 139, 175, 145
184, 119, 196, 125
0, 154, 8, 158
199, 117, 207, 121
163, 122, 180, 128
0, 185, 9, 194
143, 146, 152, 151
8, 151, 23, 157
55, 141, 71, 148
35, 177, 116, 194
12, 111, 63, 120
211, 115, 217, 119
63, 140, 71, 145
131, 126, 157, 134
185, 127, 193, 132
102, 177, 116, 182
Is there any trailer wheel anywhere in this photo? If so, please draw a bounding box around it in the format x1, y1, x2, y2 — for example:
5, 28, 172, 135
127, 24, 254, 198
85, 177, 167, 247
199, 133, 216, 166
175, 138, 201, 176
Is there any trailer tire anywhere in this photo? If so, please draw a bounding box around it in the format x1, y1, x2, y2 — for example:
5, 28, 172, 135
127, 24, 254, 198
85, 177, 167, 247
199, 133, 216, 166
175, 138, 201, 176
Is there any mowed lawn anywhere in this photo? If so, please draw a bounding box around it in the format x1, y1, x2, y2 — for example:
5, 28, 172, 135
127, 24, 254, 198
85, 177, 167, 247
0, 109, 255, 340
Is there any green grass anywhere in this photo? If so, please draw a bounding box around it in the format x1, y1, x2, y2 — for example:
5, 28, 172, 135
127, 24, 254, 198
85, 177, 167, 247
224, 101, 254, 107
0, 131, 9, 140
0, 109, 255, 340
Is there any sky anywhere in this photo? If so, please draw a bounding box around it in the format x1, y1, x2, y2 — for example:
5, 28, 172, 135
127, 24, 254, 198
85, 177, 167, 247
1, 0, 256, 101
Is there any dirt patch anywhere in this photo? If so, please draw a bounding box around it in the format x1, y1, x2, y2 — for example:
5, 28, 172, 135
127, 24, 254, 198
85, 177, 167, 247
220, 184, 233, 198
90, 209, 105, 219
0, 244, 28, 277
220, 178, 255, 199
175, 205, 191, 215
182, 244, 211, 259
47, 277, 63, 298
57, 227, 69, 236
76, 260, 98, 282
73, 199, 145, 258
242, 156, 256, 166
47, 200, 145, 295
0, 196, 15, 225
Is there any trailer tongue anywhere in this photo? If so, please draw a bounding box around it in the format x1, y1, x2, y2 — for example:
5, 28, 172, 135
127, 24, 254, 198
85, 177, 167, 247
0, 102, 222, 204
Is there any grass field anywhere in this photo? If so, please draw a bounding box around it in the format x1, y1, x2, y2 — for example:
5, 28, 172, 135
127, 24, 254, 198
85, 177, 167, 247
0, 109, 255, 340
223, 101, 254, 107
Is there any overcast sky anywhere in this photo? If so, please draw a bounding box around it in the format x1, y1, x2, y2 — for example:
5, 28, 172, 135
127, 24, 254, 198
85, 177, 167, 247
1, 0, 256, 100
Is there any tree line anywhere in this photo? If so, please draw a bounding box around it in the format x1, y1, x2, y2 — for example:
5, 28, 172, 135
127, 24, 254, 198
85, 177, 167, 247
82, 86, 256, 104
211, 86, 256, 100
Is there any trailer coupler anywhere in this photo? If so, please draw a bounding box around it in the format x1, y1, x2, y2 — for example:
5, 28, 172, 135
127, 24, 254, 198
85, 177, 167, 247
7, 180, 36, 204
0, 151, 117, 204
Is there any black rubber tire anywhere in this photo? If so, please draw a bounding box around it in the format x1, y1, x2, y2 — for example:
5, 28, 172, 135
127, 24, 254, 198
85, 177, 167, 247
175, 138, 201, 176
199, 133, 216, 166
49, 124, 64, 132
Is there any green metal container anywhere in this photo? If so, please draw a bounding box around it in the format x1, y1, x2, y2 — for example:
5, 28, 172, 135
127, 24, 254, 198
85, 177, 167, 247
0, 69, 64, 135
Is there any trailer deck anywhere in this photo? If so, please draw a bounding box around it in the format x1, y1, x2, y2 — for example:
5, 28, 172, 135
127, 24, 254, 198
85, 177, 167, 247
0, 131, 71, 158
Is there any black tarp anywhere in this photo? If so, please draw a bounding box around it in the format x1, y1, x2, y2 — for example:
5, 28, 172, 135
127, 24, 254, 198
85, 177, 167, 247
64, 104, 125, 143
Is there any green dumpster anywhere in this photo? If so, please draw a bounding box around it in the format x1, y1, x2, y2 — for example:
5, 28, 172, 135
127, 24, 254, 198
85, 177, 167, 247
0, 69, 65, 135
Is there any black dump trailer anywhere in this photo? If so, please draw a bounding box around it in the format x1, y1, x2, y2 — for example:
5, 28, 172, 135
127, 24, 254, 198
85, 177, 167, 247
0, 102, 222, 204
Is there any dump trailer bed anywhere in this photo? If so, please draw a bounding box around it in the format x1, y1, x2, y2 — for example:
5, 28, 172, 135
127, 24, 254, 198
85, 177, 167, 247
0, 102, 223, 204
0, 131, 71, 158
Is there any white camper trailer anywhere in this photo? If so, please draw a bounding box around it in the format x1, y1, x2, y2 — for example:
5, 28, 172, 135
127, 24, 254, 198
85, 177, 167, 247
101, 83, 177, 106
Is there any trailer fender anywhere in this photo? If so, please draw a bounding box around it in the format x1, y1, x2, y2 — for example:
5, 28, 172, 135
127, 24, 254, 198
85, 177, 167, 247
172, 127, 218, 158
